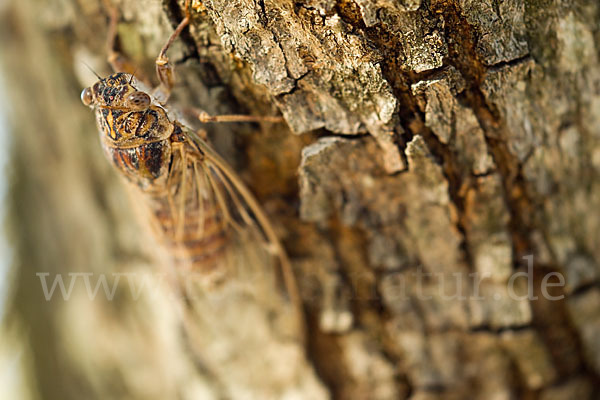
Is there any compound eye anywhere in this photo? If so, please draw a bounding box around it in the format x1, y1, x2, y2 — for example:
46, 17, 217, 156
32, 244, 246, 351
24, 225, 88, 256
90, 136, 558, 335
80, 87, 93, 106
127, 91, 151, 110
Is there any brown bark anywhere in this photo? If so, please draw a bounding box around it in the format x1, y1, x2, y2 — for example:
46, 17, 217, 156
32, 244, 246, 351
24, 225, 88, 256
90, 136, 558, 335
1, 0, 600, 398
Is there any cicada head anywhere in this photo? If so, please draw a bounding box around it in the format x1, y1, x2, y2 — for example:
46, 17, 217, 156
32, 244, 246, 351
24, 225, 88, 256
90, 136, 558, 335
81, 72, 150, 110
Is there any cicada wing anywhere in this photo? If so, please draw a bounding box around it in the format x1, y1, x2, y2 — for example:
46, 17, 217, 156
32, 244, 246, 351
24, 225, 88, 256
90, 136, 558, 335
179, 128, 306, 342
121, 131, 312, 396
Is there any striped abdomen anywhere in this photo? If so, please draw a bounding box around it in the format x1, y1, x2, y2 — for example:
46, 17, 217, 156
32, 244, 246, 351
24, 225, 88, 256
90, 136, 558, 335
133, 142, 231, 277
152, 193, 230, 276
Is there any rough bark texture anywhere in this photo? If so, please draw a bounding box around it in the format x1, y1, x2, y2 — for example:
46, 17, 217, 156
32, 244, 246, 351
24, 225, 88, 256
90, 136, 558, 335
1, 0, 600, 399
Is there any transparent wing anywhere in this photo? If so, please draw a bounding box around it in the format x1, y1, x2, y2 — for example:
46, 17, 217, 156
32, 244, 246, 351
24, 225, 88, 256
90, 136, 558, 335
179, 128, 305, 341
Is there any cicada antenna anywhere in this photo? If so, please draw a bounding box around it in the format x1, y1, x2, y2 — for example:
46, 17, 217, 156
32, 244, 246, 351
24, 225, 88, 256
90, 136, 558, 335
82, 62, 103, 80
129, 68, 138, 84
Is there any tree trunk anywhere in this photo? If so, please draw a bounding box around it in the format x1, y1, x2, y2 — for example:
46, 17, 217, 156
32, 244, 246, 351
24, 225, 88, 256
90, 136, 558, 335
2, 0, 599, 398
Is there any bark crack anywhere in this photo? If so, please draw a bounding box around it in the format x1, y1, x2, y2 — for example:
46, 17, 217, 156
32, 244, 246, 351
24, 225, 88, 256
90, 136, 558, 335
432, 1, 600, 386
334, 0, 600, 390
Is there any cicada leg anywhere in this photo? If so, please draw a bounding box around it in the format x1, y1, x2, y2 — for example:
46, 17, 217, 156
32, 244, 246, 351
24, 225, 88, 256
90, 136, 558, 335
102, 0, 152, 85
186, 107, 285, 124
103, 0, 136, 74
155, 0, 192, 101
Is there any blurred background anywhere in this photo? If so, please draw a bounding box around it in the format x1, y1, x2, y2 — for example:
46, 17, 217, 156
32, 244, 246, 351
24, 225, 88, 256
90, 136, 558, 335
0, 0, 320, 398
0, 63, 21, 398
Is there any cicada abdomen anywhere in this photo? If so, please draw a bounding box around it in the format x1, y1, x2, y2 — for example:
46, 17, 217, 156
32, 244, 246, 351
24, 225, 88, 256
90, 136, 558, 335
143, 139, 233, 281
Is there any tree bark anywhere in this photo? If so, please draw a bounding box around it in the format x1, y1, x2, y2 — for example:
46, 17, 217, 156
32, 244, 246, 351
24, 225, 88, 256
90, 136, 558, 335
2, 0, 600, 399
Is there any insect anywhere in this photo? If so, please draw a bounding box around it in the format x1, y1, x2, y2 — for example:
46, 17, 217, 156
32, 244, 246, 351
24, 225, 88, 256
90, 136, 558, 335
81, 0, 305, 342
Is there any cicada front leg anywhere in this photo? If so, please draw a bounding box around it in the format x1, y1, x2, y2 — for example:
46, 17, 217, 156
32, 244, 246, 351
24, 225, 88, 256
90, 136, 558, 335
102, 0, 152, 85
102, 0, 133, 74
155, 0, 192, 102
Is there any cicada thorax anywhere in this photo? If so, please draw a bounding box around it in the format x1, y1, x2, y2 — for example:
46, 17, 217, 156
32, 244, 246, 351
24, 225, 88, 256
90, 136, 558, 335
96, 104, 174, 188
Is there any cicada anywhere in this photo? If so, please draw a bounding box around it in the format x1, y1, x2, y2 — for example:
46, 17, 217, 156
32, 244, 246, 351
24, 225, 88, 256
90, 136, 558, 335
80, 0, 305, 343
